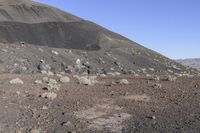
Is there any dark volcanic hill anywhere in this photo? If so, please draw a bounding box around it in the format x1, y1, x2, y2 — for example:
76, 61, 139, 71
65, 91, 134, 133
0, 0, 134, 50
0, 0, 198, 77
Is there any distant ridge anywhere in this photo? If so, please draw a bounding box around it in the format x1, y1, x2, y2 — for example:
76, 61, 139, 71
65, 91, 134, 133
176, 58, 200, 69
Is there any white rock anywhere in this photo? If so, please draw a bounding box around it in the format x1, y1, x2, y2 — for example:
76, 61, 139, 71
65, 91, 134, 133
60, 76, 70, 83
1, 49, 7, 52
167, 75, 177, 81
42, 77, 49, 82
41, 92, 57, 100
42, 106, 48, 110
76, 59, 81, 66
60, 72, 66, 75
10, 78, 24, 85
146, 74, 151, 77
167, 69, 173, 73
49, 79, 58, 84
135, 74, 139, 77
34, 80, 42, 84
107, 72, 116, 76
119, 79, 129, 85
52, 50, 59, 55
56, 74, 63, 78
76, 76, 98, 86
47, 71, 54, 76
41, 70, 47, 74
114, 72, 121, 76
149, 68, 155, 71
38, 48, 44, 52
100, 74, 106, 77
30, 129, 41, 133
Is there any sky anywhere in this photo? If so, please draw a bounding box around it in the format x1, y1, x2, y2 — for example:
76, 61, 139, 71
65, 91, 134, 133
34, 0, 200, 59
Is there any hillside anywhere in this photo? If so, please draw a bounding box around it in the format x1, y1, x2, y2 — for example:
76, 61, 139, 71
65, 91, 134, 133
0, 0, 198, 77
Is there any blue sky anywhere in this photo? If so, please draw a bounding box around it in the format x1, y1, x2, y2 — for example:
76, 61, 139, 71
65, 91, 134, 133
34, 0, 200, 59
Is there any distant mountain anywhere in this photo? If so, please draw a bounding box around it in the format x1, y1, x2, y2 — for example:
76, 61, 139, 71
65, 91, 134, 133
176, 58, 200, 69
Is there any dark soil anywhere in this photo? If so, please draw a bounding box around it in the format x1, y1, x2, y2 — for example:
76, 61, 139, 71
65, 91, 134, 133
0, 74, 199, 133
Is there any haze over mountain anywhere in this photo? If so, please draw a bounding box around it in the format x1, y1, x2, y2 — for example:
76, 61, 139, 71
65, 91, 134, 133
176, 58, 200, 69
0, 0, 198, 76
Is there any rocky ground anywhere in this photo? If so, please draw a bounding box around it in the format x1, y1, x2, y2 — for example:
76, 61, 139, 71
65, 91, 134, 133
0, 72, 199, 133
0, 42, 199, 78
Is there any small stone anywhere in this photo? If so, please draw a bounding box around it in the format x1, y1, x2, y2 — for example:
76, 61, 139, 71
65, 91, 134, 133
76, 59, 81, 66
60, 76, 70, 83
167, 75, 177, 81
46, 79, 60, 90
65, 65, 74, 74
147, 116, 156, 120
153, 83, 162, 89
111, 81, 117, 85
107, 72, 116, 76
149, 68, 155, 71
16, 128, 24, 133
60, 72, 66, 75
167, 69, 173, 73
1, 49, 7, 52
30, 129, 41, 133
38, 60, 51, 71
10, 78, 24, 84
49, 79, 57, 84
56, 74, 63, 78
42, 106, 48, 110
107, 72, 121, 76
42, 77, 49, 83
100, 74, 106, 77
38, 48, 44, 52
119, 79, 129, 85
114, 72, 121, 76
34, 80, 42, 84
68, 50, 72, 54
153, 75, 160, 81
76, 76, 98, 86
146, 74, 151, 77
61, 121, 72, 127
52, 50, 59, 55
41, 92, 57, 100
41, 70, 47, 74
16, 91, 20, 96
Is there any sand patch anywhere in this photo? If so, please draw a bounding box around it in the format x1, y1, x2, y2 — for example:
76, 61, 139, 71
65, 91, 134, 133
89, 113, 131, 132
122, 94, 150, 102
75, 99, 131, 132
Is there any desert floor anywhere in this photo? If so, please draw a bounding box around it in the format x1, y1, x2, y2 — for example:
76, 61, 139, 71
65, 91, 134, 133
0, 74, 199, 133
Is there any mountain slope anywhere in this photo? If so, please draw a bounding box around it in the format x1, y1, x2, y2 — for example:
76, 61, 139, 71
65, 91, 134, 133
0, 0, 81, 23
0, 0, 198, 76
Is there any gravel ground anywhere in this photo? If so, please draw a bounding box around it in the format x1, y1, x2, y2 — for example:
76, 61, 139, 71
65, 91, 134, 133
0, 73, 199, 133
